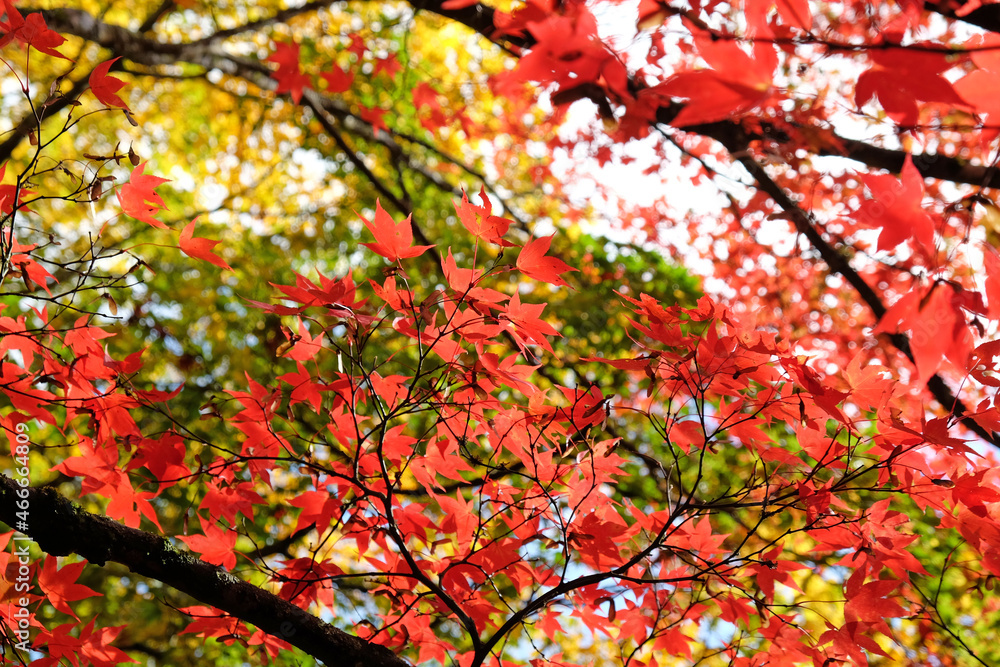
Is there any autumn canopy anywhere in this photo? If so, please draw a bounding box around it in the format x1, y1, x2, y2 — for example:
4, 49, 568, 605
1, 0, 1000, 665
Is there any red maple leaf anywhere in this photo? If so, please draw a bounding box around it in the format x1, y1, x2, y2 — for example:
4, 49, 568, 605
200, 480, 266, 524
38, 557, 101, 620
358, 199, 434, 262
443, 249, 508, 304
117, 162, 170, 229
956, 34, 1000, 121
179, 218, 232, 270
128, 434, 189, 486
412, 82, 448, 131
45, 620, 135, 667
381, 423, 419, 466
504, 292, 560, 352
359, 105, 388, 134
412, 82, 441, 110
15, 254, 55, 295
374, 54, 404, 79
89, 58, 129, 110
819, 621, 890, 664
743, 0, 812, 33
54, 438, 124, 493
844, 579, 906, 623
0, 2, 67, 59
320, 66, 353, 93
852, 155, 936, 254
513, 9, 627, 101
289, 489, 340, 534
655, 38, 777, 126
874, 282, 974, 384
856, 47, 967, 127
568, 509, 629, 567
986, 248, 1000, 319
455, 188, 514, 246
279, 362, 327, 412
516, 235, 577, 287
178, 605, 246, 641
0, 164, 35, 216
282, 318, 325, 361
370, 275, 413, 310
266, 41, 312, 104
104, 347, 144, 375
179, 519, 238, 570
345, 33, 367, 59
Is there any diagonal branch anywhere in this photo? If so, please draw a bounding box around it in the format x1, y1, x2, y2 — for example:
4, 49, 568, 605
407, 0, 532, 51
300, 89, 445, 274
926, 0, 1000, 35
36, 5, 1000, 191
34, 2, 1000, 192
187, 1, 340, 46
409, 0, 1000, 189
728, 150, 1000, 448
0, 474, 409, 667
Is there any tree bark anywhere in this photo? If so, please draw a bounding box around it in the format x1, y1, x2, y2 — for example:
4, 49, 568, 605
0, 474, 409, 667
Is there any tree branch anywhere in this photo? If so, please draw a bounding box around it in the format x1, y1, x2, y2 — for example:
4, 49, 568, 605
0, 475, 409, 667
926, 0, 1000, 35
726, 150, 1000, 448
406, 0, 1000, 189
38, 5, 1000, 193
187, 1, 340, 46
407, 0, 532, 51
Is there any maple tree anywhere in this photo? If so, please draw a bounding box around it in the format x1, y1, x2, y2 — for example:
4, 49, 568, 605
1, 0, 1000, 665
